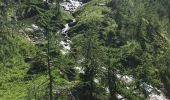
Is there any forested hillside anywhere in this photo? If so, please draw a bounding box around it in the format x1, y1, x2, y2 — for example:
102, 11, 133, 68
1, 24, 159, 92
0, 0, 170, 100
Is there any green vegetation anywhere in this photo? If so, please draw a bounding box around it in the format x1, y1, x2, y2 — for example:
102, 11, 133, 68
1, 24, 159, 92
0, 27, 37, 99
0, 0, 170, 99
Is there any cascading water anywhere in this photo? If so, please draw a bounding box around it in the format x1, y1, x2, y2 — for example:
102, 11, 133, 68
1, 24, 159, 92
60, 0, 83, 12
59, 0, 83, 55
58, 1, 169, 99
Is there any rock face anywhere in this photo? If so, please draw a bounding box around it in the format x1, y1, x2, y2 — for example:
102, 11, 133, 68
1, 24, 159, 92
116, 73, 168, 100
18, 24, 45, 43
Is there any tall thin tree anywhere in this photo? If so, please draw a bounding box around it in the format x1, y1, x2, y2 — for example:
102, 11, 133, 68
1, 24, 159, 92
47, 29, 53, 100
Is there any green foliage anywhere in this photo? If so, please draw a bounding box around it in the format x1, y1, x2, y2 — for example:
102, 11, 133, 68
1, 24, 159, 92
70, 0, 170, 99
0, 27, 38, 99
1, 0, 170, 99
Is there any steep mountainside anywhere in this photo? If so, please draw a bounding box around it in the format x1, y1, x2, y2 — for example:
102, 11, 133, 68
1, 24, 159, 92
0, 0, 170, 100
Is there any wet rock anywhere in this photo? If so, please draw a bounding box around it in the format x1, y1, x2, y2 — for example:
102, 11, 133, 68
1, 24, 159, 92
68, 22, 77, 27
35, 32, 44, 37
61, 33, 67, 36
63, 38, 68, 42
64, 43, 69, 46
64, 35, 70, 40
68, 20, 77, 27
66, 19, 74, 23
24, 56, 33, 62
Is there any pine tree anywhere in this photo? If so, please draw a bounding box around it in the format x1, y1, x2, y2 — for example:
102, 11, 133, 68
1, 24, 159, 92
74, 31, 104, 100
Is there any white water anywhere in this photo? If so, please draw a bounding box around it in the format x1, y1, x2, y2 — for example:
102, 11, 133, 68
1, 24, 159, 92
60, 0, 83, 12
59, 22, 72, 55
59, 1, 169, 99
59, 0, 83, 55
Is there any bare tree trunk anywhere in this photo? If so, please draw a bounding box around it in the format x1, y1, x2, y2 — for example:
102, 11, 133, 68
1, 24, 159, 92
47, 30, 53, 100
108, 66, 117, 100
33, 80, 37, 100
